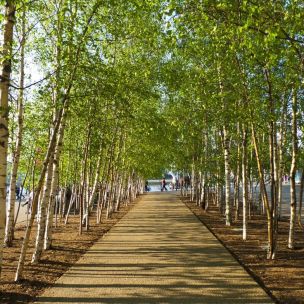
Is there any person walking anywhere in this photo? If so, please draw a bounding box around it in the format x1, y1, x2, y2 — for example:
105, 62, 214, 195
171, 176, 176, 191
15, 186, 21, 200
22, 190, 33, 214
145, 180, 150, 192
161, 178, 168, 192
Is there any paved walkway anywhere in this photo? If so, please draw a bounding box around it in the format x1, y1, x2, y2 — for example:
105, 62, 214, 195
36, 192, 273, 304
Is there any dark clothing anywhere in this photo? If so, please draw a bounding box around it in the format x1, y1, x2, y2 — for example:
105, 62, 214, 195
161, 178, 167, 191
15, 187, 21, 200
184, 176, 190, 190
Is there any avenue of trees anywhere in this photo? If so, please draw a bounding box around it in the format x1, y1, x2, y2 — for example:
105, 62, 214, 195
163, 0, 304, 259
0, 0, 304, 281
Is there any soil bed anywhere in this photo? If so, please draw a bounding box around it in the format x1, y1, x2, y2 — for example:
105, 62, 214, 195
0, 199, 138, 304
183, 197, 304, 304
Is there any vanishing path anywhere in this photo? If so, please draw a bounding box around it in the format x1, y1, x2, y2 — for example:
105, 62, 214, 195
36, 192, 273, 304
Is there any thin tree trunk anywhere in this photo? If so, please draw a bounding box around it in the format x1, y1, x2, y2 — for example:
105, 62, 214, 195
252, 125, 274, 259
190, 156, 195, 202
65, 185, 76, 224
0, 1, 16, 276
223, 126, 232, 226
4, 5, 25, 247
297, 169, 304, 228
85, 170, 90, 231
31, 151, 55, 263
115, 175, 123, 212
272, 120, 279, 254
278, 98, 288, 219
288, 89, 298, 249
88, 149, 102, 210
79, 126, 90, 233
234, 139, 240, 221
264, 68, 278, 258
200, 172, 206, 208
242, 127, 248, 240
269, 123, 276, 257
44, 110, 67, 250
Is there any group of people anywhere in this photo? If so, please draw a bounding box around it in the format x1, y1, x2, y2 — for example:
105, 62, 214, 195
144, 175, 191, 192
15, 186, 26, 200
161, 175, 191, 192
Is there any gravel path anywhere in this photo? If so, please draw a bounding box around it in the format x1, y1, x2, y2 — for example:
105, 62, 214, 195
36, 192, 273, 304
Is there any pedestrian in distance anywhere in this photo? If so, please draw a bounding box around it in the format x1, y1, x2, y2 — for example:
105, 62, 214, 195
161, 177, 168, 192
171, 176, 176, 191
145, 180, 150, 192
15, 186, 21, 200
22, 191, 33, 214
184, 175, 190, 191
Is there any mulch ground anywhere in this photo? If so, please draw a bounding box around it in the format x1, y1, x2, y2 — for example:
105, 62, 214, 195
0, 198, 139, 304
182, 197, 304, 304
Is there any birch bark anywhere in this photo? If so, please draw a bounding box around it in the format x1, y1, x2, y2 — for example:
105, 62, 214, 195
31, 150, 55, 263
44, 110, 66, 249
252, 125, 274, 259
223, 126, 232, 226
0, 1, 16, 276
5, 3, 24, 247
242, 127, 248, 240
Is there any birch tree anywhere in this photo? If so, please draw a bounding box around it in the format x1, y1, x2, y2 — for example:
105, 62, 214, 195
4, 1, 26, 247
0, 0, 16, 276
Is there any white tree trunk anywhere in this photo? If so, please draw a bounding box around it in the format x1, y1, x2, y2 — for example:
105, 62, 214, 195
44, 111, 66, 249
4, 5, 25, 247
115, 175, 123, 212
65, 185, 76, 224
88, 152, 102, 210
31, 152, 54, 263
278, 99, 287, 219
0, 1, 16, 276
190, 159, 195, 202
223, 127, 232, 226
242, 127, 248, 241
